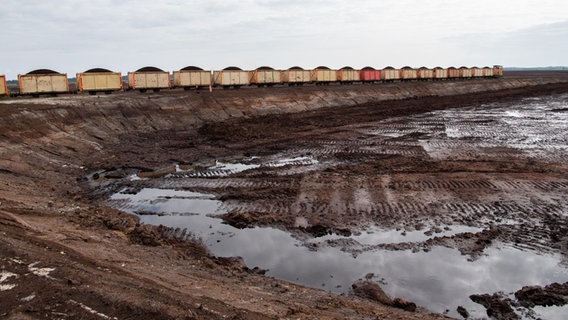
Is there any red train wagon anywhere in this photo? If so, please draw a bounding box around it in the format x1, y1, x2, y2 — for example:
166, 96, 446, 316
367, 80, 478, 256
359, 67, 381, 83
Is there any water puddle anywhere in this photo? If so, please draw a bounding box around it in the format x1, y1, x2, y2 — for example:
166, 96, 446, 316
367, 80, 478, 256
108, 188, 568, 319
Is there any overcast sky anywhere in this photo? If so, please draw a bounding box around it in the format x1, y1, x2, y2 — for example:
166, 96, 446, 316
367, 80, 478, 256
1, 0, 567, 79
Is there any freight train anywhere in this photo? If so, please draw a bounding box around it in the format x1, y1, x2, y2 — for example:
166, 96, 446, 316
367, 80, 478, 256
0, 65, 503, 97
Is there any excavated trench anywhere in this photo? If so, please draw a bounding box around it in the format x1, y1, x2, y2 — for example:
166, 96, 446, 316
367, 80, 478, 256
1, 72, 568, 319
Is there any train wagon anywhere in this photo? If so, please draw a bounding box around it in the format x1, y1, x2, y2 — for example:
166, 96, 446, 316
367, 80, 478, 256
128, 67, 170, 92
0, 74, 7, 96
482, 66, 494, 78
359, 67, 381, 83
418, 67, 434, 80
471, 67, 484, 78
76, 68, 122, 95
400, 67, 419, 81
311, 66, 337, 85
249, 66, 281, 87
213, 67, 250, 88
434, 67, 448, 80
172, 66, 212, 89
459, 67, 472, 79
337, 67, 360, 84
447, 67, 460, 79
382, 67, 400, 81
282, 67, 311, 86
18, 69, 69, 96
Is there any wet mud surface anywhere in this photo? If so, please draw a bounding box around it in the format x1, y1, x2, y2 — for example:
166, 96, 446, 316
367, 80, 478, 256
2, 71, 568, 319
104, 88, 568, 318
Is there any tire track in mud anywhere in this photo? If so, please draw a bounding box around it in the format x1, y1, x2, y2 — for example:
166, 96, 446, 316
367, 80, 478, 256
223, 198, 565, 224
388, 179, 501, 191
155, 178, 300, 190
212, 165, 568, 238
388, 179, 568, 192
107, 91, 568, 261
495, 220, 568, 257
189, 138, 563, 240
296, 138, 426, 157
365, 100, 568, 165
289, 96, 568, 164
162, 157, 319, 180
222, 195, 564, 228
494, 180, 568, 192
297, 147, 423, 157
142, 124, 568, 224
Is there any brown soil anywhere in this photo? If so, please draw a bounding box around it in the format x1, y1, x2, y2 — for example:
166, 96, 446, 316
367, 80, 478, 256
1, 71, 568, 319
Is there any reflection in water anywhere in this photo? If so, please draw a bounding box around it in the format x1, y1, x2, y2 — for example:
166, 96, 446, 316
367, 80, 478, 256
109, 188, 568, 319
313, 225, 483, 245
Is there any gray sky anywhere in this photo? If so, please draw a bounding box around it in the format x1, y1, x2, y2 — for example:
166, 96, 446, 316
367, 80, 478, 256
1, 0, 567, 79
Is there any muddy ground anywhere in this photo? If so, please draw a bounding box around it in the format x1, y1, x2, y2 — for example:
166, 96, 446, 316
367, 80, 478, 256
1, 71, 568, 319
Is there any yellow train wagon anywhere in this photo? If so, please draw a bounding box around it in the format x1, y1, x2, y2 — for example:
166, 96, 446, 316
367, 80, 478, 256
128, 67, 170, 92
434, 67, 448, 80
337, 67, 360, 84
447, 67, 460, 79
18, 69, 69, 96
418, 67, 434, 80
172, 66, 212, 89
382, 67, 401, 81
0, 74, 7, 96
482, 66, 494, 78
249, 66, 282, 87
459, 66, 473, 79
471, 66, 484, 78
76, 68, 122, 94
400, 66, 418, 81
213, 67, 250, 88
310, 66, 337, 85
282, 67, 311, 86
